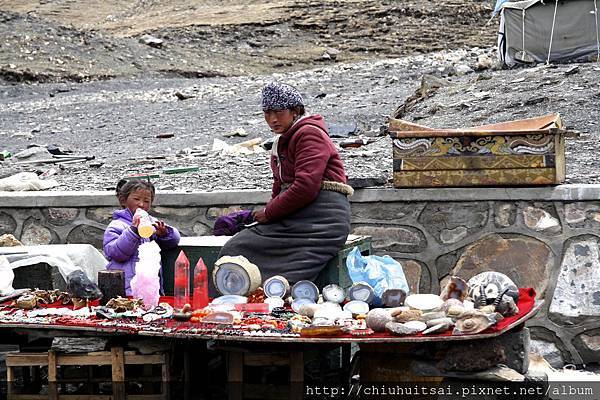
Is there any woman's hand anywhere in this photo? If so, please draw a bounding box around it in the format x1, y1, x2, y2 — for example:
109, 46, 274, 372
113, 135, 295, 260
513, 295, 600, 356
252, 208, 269, 224
153, 220, 168, 237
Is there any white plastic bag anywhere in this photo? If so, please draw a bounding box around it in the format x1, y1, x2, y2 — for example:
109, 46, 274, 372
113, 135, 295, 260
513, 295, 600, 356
0, 256, 15, 296
0, 172, 58, 191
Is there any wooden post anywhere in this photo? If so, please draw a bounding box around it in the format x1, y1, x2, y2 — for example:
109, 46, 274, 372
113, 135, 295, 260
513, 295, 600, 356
47, 351, 57, 382
289, 352, 304, 383
227, 352, 243, 383
111, 347, 126, 400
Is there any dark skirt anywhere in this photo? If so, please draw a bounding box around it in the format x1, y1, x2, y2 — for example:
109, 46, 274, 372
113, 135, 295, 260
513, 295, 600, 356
218, 190, 351, 287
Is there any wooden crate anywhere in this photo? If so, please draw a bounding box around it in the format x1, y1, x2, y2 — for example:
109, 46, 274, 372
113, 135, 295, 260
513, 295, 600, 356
390, 113, 566, 187
6, 347, 169, 400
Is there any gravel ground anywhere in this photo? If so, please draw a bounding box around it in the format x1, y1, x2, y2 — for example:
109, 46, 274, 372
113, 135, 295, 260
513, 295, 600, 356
1, 0, 599, 192
1, 48, 500, 192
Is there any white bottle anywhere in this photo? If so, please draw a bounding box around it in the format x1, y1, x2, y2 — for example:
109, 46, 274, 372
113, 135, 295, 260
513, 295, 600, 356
134, 208, 155, 238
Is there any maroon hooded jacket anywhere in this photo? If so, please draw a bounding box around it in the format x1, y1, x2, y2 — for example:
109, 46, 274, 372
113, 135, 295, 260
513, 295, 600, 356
264, 115, 347, 221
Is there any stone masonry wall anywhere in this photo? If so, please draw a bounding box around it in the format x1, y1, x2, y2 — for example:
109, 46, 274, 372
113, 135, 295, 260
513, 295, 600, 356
1, 186, 600, 367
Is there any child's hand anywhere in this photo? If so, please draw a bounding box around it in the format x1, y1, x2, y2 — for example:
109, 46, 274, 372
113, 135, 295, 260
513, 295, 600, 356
131, 213, 141, 228
154, 220, 168, 237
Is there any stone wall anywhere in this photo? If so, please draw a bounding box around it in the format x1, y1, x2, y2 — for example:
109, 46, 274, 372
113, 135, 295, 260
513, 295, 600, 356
1, 186, 600, 367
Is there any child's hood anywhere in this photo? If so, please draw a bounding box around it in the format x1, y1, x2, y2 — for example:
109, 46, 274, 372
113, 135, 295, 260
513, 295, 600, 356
112, 208, 134, 224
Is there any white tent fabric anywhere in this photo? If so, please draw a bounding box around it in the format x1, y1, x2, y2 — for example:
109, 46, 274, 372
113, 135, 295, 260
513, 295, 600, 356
498, 0, 600, 66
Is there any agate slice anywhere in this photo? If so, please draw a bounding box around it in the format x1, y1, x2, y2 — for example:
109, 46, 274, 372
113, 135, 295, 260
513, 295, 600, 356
440, 276, 469, 301
347, 282, 374, 304
343, 300, 370, 315
322, 284, 345, 304
263, 276, 290, 298
381, 289, 406, 307
213, 256, 261, 296
264, 296, 285, 311
291, 280, 319, 302
211, 295, 248, 305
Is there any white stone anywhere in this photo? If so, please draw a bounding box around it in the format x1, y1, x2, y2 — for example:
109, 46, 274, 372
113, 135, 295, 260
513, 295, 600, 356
440, 226, 468, 244
580, 333, 600, 352
20, 223, 53, 245
523, 206, 561, 233
549, 238, 600, 318
530, 339, 564, 368
495, 203, 514, 227
454, 64, 473, 76
564, 203, 586, 224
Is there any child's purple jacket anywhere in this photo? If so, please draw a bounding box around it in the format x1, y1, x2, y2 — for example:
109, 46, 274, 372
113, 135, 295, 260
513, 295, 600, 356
103, 208, 181, 295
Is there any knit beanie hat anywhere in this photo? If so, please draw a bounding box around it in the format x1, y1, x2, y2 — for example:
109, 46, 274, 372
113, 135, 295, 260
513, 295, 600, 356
261, 82, 304, 111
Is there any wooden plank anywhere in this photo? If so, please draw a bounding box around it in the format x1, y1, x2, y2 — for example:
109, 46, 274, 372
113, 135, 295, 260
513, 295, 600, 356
555, 133, 566, 183
125, 354, 167, 365
57, 354, 112, 365
389, 127, 564, 138
393, 168, 557, 187
59, 396, 113, 400
389, 113, 560, 133
394, 155, 554, 171
392, 134, 558, 158
244, 353, 290, 366
5, 354, 48, 366
128, 396, 169, 400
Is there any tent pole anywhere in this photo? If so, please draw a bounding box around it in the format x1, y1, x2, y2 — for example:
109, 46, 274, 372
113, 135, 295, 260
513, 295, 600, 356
595, 0, 600, 61
546, 0, 559, 64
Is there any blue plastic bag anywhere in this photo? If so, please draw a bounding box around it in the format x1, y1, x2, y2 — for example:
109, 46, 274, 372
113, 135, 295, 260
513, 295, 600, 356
345, 246, 410, 306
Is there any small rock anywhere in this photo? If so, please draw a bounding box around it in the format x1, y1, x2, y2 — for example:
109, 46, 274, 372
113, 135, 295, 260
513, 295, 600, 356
564, 204, 586, 224
11, 132, 34, 140
174, 91, 194, 100
523, 206, 561, 233
223, 128, 248, 138
440, 226, 468, 244
476, 55, 493, 71
455, 64, 473, 76
139, 34, 163, 48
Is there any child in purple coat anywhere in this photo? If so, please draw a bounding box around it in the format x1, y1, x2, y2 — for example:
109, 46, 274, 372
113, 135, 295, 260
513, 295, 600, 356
103, 179, 180, 295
